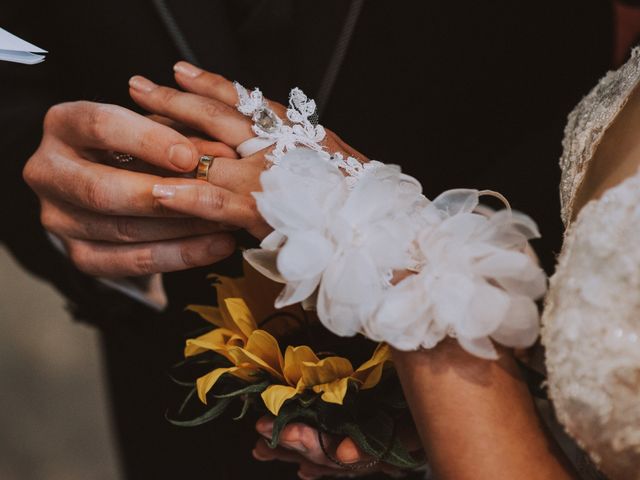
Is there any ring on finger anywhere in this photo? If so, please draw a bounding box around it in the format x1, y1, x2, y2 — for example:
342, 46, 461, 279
196, 154, 214, 180
112, 151, 136, 164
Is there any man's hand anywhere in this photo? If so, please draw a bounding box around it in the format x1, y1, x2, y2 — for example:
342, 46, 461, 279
23, 101, 247, 277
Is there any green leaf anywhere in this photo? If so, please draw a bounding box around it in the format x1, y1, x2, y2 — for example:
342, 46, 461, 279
268, 402, 318, 449
166, 397, 232, 427
178, 387, 197, 416
168, 373, 196, 388
337, 412, 424, 469
233, 396, 252, 421
213, 380, 270, 399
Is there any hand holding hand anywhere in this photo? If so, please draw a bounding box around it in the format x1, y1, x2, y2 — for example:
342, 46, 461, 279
127, 62, 366, 239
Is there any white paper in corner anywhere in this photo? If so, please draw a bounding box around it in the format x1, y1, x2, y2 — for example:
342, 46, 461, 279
0, 27, 47, 65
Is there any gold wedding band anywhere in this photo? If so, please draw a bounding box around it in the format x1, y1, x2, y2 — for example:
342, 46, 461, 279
196, 155, 214, 180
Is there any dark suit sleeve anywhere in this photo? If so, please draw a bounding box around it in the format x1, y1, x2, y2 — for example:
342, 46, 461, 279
1, 5, 66, 273
0, 5, 159, 327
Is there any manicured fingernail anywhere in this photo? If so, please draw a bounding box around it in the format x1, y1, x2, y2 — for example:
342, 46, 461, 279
174, 61, 202, 78
168, 143, 195, 170
129, 75, 157, 93
152, 185, 176, 199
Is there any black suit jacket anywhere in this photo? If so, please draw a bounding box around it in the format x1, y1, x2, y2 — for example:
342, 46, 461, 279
0, 1, 612, 478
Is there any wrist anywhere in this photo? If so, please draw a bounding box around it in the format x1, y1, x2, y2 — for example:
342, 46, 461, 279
391, 338, 516, 379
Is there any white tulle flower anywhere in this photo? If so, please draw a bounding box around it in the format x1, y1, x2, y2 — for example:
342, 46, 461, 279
245, 148, 547, 360
244, 148, 423, 336
367, 190, 547, 359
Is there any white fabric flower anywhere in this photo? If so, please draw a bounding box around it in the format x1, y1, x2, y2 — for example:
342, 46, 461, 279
245, 147, 547, 360
367, 190, 547, 359
244, 149, 347, 304
245, 148, 423, 336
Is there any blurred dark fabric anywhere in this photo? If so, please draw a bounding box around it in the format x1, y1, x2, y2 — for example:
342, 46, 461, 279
0, 1, 613, 478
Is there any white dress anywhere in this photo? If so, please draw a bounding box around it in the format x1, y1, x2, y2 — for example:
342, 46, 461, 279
542, 48, 640, 479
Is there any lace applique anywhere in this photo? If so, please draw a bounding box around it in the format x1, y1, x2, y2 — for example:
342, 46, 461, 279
234, 82, 375, 187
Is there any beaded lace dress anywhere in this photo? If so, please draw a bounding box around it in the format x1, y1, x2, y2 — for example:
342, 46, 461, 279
541, 48, 640, 479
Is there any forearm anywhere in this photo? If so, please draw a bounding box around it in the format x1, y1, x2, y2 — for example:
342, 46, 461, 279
392, 340, 576, 480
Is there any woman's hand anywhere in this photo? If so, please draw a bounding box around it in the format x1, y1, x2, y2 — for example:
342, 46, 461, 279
127, 62, 366, 240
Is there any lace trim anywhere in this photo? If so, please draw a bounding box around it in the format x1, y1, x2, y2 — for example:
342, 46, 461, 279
559, 47, 640, 226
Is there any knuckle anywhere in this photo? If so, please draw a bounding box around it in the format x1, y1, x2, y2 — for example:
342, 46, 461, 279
206, 73, 226, 88
80, 216, 102, 240
86, 104, 112, 144
67, 242, 94, 274
23, 141, 58, 191
179, 244, 202, 268
133, 248, 155, 275
138, 129, 156, 154
157, 87, 179, 104
201, 187, 227, 211
39, 204, 59, 232
84, 174, 113, 213
43, 103, 66, 131
114, 217, 138, 242
22, 156, 40, 188
202, 99, 230, 119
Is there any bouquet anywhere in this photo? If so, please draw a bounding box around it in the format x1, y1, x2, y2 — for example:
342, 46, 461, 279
167, 266, 423, 470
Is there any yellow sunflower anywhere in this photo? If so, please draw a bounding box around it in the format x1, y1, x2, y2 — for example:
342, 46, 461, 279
185, 276, 391, 412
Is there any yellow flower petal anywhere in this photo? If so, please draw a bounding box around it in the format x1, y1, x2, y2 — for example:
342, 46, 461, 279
224, 298, 258, 339
230, 368, 259, 383
213, 275, 246, 300
245, 330, 284, 373
184, 328, 239, 357
196, 366, 237, 404
185, 305, 225, 328
352, 343, 391, 390
261, 384, 300, 416
283, 346, 319, 386
312, 377, 350, 405
226, 331, 285, 381
214, 277, 248, 331
301, 357, 354, 387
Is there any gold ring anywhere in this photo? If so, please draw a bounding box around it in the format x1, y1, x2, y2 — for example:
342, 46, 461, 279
196, 155, 214, 180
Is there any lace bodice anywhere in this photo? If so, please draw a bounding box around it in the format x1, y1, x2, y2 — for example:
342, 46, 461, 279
542, 49, 640, 479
